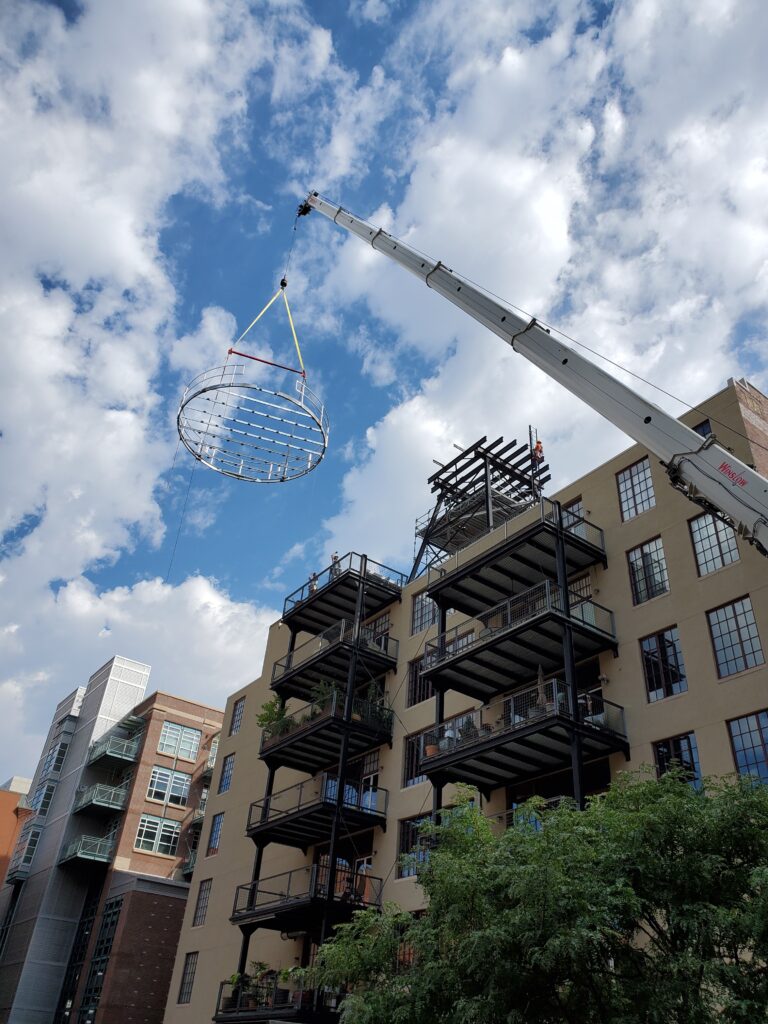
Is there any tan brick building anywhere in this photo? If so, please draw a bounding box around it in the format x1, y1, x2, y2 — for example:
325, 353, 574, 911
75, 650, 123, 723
164, 378, 768, 1024
0, 656, 222, 1023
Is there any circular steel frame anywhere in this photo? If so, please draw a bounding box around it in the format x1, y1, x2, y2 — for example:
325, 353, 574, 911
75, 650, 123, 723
177, 364, 329, 483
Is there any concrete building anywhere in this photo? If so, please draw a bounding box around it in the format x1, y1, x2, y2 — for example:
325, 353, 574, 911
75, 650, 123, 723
0, 656, 222, 1024
163, 378, 768, 1024
0, 782, 33, 889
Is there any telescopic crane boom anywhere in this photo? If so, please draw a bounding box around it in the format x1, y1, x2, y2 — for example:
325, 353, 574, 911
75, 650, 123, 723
302, 191, 768, 557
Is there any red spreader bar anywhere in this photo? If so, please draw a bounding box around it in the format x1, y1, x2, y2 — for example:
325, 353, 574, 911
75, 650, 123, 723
228, 349, 306, 377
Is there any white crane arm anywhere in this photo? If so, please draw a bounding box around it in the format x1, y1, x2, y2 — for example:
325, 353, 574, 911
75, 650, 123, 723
303, 191, 768, 555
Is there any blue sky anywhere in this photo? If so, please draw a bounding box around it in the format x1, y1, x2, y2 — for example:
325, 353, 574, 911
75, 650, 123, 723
0, 0, 766, 780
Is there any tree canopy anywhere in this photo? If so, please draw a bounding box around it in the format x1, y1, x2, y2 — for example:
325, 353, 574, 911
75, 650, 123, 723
305, 772, 768, 1023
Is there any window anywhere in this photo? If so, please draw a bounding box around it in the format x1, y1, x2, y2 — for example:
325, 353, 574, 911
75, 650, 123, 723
207, 812, 224, 856
627, 537, 669, 604
693, 419, 711, 438
689, 514, 739, 576
229, 696, 245, 736
398, 816, 431, 878
41, 741, 69, 778
403, 734, 427, 788
147, 766, 191, 807
177, 951, 198, 1004
653, 732, 701, 787
30, 782, 56, 817
640, 627, 687, 702
78, 896, 123, 1019
406, 656, 433, 707
20, 827, 41, 867
728, 711, 768, 782
616, 458, 655, 521
135, 814, 181, 856
192, 879, 212, 927
708, 597, 764, 678
218, 753, 235, 794
158, 721, 202, 760
411, 592, 438, 635
563, 497, 588, 538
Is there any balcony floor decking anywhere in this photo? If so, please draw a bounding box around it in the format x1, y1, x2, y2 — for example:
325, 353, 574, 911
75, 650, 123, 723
271, 631, 397, 702
426, 505, 606, 618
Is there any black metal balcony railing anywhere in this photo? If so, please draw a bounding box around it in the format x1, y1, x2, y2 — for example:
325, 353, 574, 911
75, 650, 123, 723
260, 693, 394, 754
248, 774, 388, 830
214, 977, 344, 1019
540, 497, 605, 551
272, 619, 399, 685
87, 735, 140, 766
283, 553, 407, 616
232, 864, 382, 924
421, 683, 626, 761
73, 783, 128, 814
424, 581, 615, 672
181, 850, 197, 875
487, 797, 567, 835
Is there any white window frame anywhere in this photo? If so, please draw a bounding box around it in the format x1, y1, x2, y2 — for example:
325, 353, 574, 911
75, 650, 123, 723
135, 814, 181, 856
147, 766, 191, 807
158, 721, 202, 761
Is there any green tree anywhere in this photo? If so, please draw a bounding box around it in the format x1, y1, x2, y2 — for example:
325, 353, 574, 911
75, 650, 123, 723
304, 773, 768, 1023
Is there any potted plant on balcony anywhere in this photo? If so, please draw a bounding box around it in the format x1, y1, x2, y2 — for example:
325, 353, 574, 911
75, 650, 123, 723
423, 731, 439, 758
256, 698, 291, 740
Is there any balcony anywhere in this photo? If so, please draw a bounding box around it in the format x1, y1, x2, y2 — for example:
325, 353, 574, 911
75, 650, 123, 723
87, 734, 140, 767
181, 850, 197, 877
213, 978, 343, 1023
5, 862, 31, 883
73, 783, 128, 816
271, 619, 399, 701
422, 580, 616, 701
419, 682, 628, 796
247, 774, 388, 850
427, 498, 606, 617
282, 552, 406, 635
201, 749, 218, 782
189, 802, 207, 829
59, 835, 115, 865
231, 864, 382, 934
259, 693, 394, 774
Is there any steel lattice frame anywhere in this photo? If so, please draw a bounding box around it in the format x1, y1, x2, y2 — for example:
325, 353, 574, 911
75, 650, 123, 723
177, 364, 329, 483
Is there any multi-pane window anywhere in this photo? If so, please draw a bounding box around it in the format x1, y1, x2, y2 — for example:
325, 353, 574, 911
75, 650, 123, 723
177, 951, 198, 1004
30, 782, 56, 817
654, 732, 701, 787
147, 766, 191, 807
689, 514, 739, 576
640, 627, 687, 702
229, 697, 245, 736
78, 896, 123, 1018
41, 741, 69, 778
563, 497, 588, 538
616, 458, 655, 521
135, 814, 181, 856
411, 592, 438, 635
158, 721, 202, 761
627, 537, 669, 604
403, 734, 427, 788
207, 812, 224, 856
218, 753, 235, 794
398, 815, 431, 878
728, 711, 768, 782
192, 879, 212, 927
406, 656, 433, 707
20, 827, 41, 867
708, 597, 764, 678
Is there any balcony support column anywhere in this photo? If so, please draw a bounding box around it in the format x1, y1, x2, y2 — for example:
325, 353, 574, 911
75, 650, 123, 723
236, 764, 278, 976
432, 604, 447, 819
554, 501, 584, 810
322, 556, 368, 942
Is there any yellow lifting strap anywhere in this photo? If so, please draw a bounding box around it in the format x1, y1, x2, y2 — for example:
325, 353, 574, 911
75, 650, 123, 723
231, 284, 306, 377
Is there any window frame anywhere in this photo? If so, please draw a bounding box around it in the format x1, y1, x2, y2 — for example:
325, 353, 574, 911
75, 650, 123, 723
653, 731, 702, 787
192, 879, 213, 927
406, 655, 433, 708
689, 513, 739, 577
177, 951, 199, 1004
707, 596, 765, 679
728, 710, 768, 783
397, 815, 431, 878
206, 812, 224, 856
147, 765, 192, 807
640, 625, 688, 703
218, 753, 235, 794
616, 457, 656, 522
627, 535, 670, 605
402, 733, 427, 788
157, 721, 202, 761
229, 696, 245, 737
135, 813, 182, 857
411, 592, 438, 636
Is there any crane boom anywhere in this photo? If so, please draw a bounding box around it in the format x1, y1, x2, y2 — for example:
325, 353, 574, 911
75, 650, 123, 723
303, 191, 768, 556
